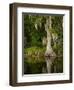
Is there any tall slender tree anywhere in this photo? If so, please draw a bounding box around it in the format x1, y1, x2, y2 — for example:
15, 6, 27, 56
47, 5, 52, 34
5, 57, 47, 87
44, 16, 56, 56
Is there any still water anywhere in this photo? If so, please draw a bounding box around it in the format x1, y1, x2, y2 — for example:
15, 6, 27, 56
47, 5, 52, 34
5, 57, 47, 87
24, 56, 63, 74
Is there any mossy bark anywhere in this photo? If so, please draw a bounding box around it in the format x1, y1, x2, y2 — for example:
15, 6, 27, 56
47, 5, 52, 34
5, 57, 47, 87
45, 16, 56, 57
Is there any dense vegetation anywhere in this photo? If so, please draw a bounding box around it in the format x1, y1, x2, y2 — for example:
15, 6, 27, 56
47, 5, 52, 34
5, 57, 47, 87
24, 14, 63, 57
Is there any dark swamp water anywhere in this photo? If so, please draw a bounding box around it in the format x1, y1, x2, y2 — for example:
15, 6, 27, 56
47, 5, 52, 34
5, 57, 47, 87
24, 56, 63, 74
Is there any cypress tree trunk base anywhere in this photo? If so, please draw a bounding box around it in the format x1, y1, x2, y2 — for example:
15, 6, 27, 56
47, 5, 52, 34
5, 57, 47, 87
45, 49, 56, 57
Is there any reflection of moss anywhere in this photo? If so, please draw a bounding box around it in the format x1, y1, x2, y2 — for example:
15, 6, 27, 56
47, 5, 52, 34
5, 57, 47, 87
51, 57, 63, 73
24, 46, 46, 57
24, 56, 45, 64
24, 56, 46, 74
25, 61, 46, 74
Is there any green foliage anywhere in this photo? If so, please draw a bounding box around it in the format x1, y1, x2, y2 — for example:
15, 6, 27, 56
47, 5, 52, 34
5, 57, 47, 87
24, 15, 46, 47
24, 46, 46, 57
51, 16, 63, 55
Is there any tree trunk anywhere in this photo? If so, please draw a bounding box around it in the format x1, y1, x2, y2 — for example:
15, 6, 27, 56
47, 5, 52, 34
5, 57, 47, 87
45, 16, 56, 57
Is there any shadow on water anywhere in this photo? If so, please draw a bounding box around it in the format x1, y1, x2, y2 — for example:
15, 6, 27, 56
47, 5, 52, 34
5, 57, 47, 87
24, 56, 63, 74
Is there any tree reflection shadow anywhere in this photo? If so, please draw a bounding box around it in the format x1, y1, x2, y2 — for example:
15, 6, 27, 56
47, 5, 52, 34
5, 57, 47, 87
24, 56, 63, 74
45, 56, 56, 73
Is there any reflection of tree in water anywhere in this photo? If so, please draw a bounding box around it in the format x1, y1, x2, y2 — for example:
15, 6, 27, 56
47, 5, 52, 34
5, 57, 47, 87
24, 56, 63, 74
45, 56, 56, 73
51, 56, 63, 73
